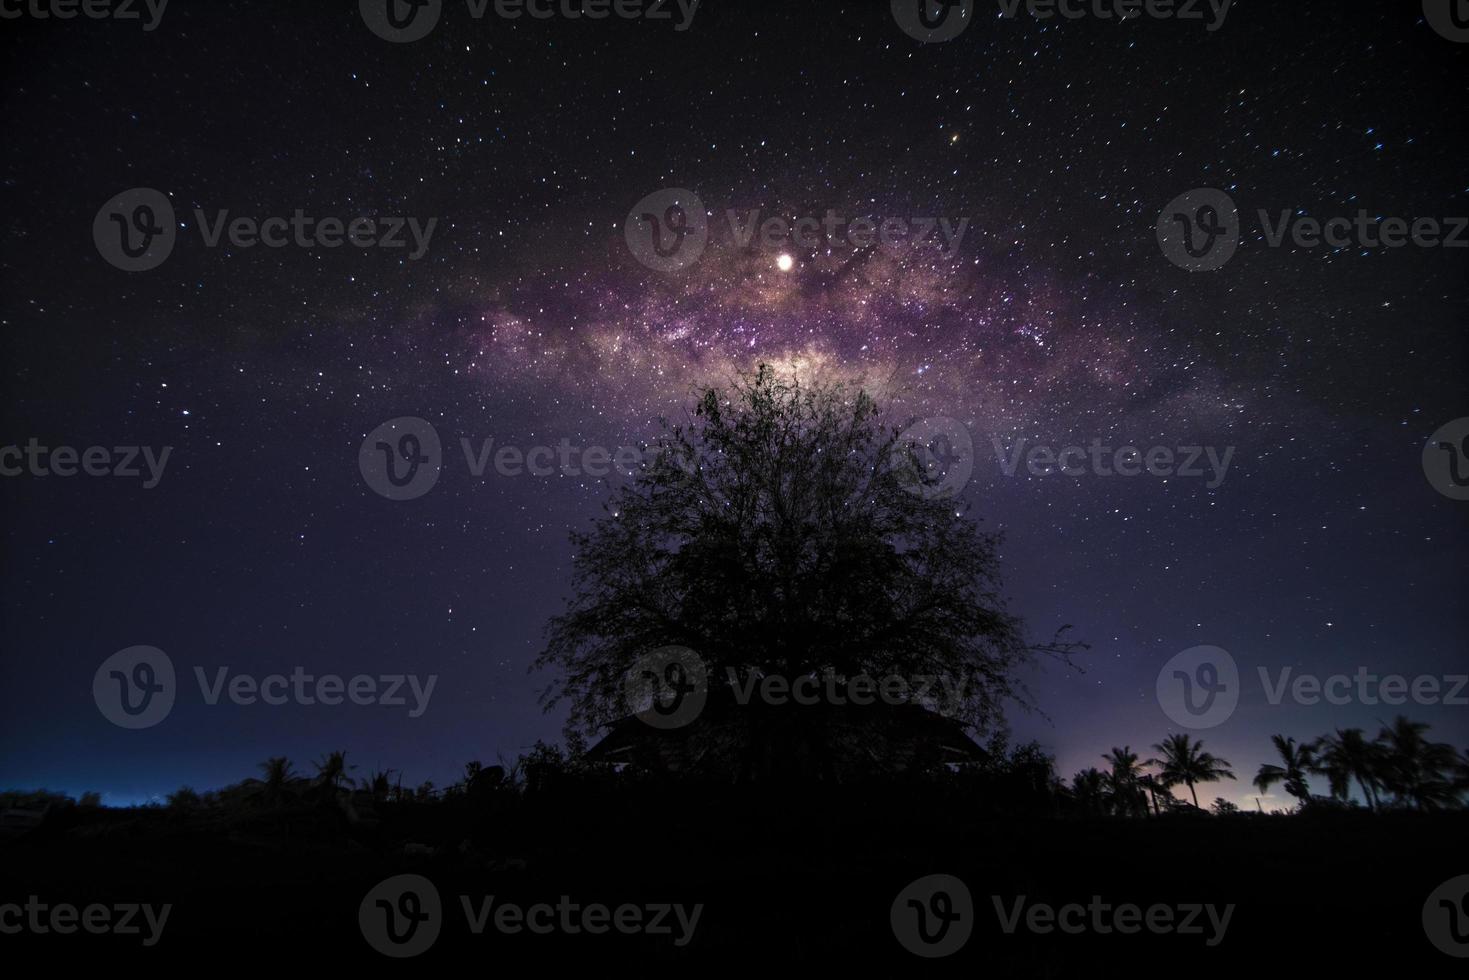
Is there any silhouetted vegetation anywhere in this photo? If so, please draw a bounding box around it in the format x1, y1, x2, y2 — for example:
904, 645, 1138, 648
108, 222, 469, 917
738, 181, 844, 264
7, 716, 1463, 845
5, 371, 1462, 968
535, 366, 1083, 762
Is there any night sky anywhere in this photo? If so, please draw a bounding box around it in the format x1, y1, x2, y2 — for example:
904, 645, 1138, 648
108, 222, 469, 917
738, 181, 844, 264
1, 0, 1465, 809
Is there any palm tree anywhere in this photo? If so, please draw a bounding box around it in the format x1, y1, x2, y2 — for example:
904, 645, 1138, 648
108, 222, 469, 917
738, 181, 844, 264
1310, 729, 1382, 811
1374, 717, 1460, 812
1152, 733, 1236, 809
257, 756, 296, 807
1253, 735, 1314, 808
1101, 746, 1150, 817
365, 769, 397, 805
312, 750, 357, 796
1071, 767, 1109, 816
1137, 772, 1168, 816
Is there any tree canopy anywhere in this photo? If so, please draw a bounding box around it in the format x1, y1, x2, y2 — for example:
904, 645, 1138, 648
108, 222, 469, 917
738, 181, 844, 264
535, 364, 1079, 741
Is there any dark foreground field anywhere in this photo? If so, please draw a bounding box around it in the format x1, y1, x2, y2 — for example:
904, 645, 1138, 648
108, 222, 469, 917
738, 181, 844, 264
3, 783, 1462, 972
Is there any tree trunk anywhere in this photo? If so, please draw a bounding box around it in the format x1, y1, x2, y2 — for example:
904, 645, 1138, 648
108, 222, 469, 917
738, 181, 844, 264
1357, 777, 1376, 812
1188, 781, 1199, 808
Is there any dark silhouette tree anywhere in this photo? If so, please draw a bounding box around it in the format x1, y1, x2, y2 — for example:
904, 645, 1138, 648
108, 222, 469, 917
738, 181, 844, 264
257, 756, 297, 808
1101, 746, 1149, 817
1252, 735, 1314, 809
312, 750, 356, 799
1138, 773, 1168, 816
536, 365, 1080, 747
1310, 729, 1382, 811
1152, 733, 1235, 809
365, 768, 396, 805
1454, 746, 1469, 797
1374, 716, 1460, 812
1070, 767, 1110, 816
166, 786, 201, 811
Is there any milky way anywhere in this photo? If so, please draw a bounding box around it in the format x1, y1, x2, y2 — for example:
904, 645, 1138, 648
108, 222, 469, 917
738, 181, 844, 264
1, 1, 1464, 808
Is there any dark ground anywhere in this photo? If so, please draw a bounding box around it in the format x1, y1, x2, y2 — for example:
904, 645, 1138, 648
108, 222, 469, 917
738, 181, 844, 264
4, 785, 1462, 971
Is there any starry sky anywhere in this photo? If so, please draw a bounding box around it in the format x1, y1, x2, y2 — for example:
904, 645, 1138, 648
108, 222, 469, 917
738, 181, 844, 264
1, 1, 1465, 809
